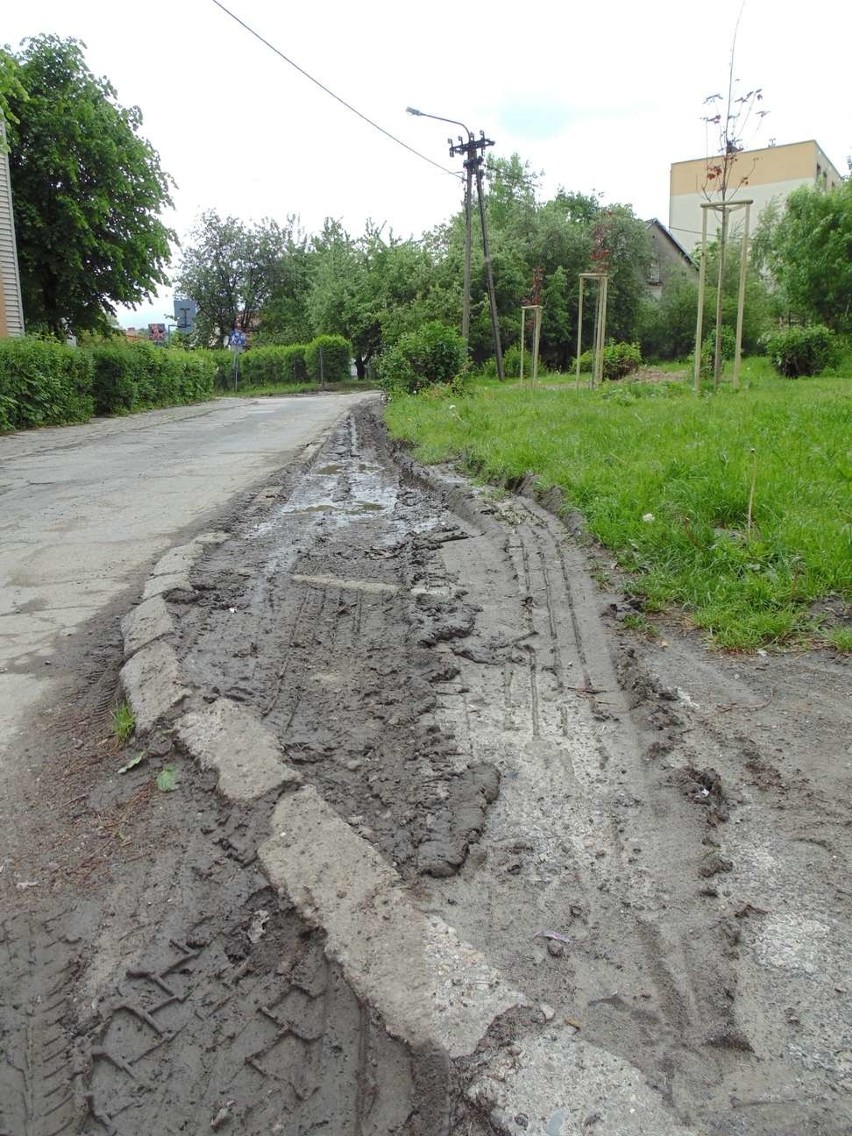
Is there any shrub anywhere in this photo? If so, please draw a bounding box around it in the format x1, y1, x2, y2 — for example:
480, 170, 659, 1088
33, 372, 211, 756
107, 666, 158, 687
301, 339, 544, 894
379, 322, 466, 393
280, 344, 309, 383
703, 326, 737, 363
239, 344, 310, 386
210, 349, 235, 390
766, 325, 839, 378
0, 338, 214, 432
172, 353, 215, 402
502, 343, 533, 378
304, 335, 351, 384
601, 342, 642, 380
577, 349, 595, 373
0, 337, 94, 429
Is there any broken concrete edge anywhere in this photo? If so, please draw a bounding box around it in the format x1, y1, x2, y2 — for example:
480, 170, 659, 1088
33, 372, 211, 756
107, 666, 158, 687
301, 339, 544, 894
258, 784, 526, 1060
115, 415, 697, 1128
175, 698, 302, 802
120, 639, 189, 735
122, 530, 232, 655
468, 1029, 699, 1136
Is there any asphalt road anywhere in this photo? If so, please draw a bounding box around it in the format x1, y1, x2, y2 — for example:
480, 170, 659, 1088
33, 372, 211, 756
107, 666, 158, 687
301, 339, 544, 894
0, 394, 374, 765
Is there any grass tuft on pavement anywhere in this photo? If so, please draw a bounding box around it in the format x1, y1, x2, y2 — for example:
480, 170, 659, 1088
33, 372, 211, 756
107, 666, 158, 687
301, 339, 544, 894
385, 362, 851, 650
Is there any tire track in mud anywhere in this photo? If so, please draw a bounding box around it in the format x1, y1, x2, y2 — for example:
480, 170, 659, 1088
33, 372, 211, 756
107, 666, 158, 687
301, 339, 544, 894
167, 413, 730, 1124
421, 495, 730, 1107
176, 418, 496, 882
156, 407, 850, 1134
84, 888, 423, 1136
0, 914, 82, 1136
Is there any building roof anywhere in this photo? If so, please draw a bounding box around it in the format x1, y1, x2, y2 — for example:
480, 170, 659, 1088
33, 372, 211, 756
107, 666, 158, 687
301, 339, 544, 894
646, 218, 696, 268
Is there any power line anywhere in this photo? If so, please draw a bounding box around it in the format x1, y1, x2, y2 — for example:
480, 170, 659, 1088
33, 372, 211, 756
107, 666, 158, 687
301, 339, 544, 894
209, 0, 460, 180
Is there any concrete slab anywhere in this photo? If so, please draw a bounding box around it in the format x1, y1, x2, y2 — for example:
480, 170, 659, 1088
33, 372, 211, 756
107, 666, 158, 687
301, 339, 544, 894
142, 571, 192, 600
259, 785, 525, 1058
120, 640, 188, 733
176, 698, 300, 801
151, 532, 229, 579
470, 1028, 698, 1136
120, 594, 173, 658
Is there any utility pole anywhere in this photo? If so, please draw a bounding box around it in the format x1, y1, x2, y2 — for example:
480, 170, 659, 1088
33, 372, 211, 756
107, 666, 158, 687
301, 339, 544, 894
460, 132, 504, 383
406, 108, 505, 381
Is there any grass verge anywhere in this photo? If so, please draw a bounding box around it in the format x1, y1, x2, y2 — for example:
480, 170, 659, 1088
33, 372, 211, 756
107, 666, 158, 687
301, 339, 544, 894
385, 365, 851, 650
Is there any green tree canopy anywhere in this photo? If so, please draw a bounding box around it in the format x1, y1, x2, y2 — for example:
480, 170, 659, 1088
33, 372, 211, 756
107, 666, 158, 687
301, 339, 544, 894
175, 210, 304, 346
759, 181, 852, 332
6, 35, 174, 336
0, 46, 27, 131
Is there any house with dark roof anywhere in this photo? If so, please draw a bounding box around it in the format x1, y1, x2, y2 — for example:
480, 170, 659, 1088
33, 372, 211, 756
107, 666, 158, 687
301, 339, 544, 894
645, 218, 697, 301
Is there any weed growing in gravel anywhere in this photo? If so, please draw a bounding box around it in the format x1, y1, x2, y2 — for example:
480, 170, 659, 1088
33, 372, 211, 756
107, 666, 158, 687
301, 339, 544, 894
112, 702, 136, 744
385, 364, 852, 650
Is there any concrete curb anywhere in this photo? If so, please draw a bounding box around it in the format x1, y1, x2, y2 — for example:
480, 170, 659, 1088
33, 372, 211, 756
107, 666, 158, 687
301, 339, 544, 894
176, 698, 302, 801
120, 640, 188, 734
118, 450, 701, 1135
259, 784, 526, 1059
117, 511, 527, 1069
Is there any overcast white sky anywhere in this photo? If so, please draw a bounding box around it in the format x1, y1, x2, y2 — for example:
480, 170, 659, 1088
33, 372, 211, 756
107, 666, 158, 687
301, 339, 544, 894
5, 0, 850, 327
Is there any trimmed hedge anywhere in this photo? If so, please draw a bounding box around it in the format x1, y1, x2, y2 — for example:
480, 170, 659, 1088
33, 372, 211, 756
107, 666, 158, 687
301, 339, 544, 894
239, 344, 309, 387
304, 335, 351, 384
0, 337, 215, 432
235, 337, 351, 388
89, 343, 215, 414
0, 337, 94, 430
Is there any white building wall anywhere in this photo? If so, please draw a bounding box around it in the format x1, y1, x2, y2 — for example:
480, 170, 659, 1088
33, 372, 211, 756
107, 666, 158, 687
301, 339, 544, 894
0, 124, 25, 338
669, 177, 812, 254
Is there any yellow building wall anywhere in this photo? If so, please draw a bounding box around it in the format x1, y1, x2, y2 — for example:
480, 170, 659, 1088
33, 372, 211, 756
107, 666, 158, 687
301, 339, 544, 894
668, 140, 842, 253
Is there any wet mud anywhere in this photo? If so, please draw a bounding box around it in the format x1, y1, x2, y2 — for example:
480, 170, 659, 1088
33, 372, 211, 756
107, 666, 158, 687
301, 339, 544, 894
1, 405, 849, 1135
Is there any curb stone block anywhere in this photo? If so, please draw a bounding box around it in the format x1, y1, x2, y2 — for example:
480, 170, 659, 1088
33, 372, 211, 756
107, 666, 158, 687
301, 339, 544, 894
259, 785, 524, 1058
120, 640, 188, 733
120, 594, 173, 658
176, 698, 300, 801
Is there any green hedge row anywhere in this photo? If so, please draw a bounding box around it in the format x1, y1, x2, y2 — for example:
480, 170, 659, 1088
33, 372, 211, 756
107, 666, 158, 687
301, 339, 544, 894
0, 338, 94, 430
0, 338, 216, 431
239, 344, 309, 387
237, 335, 351, 388
90, 343, 215, 414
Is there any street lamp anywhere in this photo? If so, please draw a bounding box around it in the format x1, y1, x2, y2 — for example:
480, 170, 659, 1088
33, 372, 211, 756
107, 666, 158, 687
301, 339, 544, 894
407, 108, 473, 345
406, 106, 504, 381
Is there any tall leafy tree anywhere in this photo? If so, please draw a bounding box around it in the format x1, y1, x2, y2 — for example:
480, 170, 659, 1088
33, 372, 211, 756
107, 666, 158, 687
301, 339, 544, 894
176, 210, 303, 346
760, 181, 852, 332
305, 221, 436, 376
0, 47, 27, 132
6, 35, 174, 335
306, 220, 374, 374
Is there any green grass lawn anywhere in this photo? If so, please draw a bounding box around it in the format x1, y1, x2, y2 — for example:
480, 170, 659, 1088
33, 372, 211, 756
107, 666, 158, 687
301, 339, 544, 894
385, 363, 851, 651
